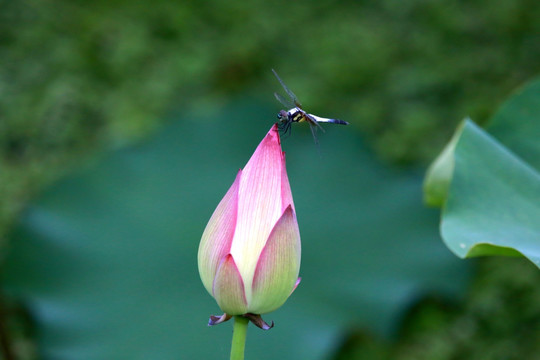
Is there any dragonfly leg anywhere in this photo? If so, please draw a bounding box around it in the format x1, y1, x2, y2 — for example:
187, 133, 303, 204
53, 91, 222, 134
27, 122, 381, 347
278, 120, 293, 139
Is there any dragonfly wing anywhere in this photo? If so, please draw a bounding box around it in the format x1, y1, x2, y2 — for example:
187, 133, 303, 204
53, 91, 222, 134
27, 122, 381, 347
305, 112, 326, 133
308, 122, 322, 155
309, 122, 319, 145
272, 69, 302, 107
274, 92, 295, 109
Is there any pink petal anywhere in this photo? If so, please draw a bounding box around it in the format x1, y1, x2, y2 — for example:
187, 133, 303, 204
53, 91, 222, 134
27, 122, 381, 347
230, 125, 286, 296
249, 205, 301, 314
212, 254, 248, 315
290, 277, 301, 295
198, 171, 240, 296
280, 152, 295, 214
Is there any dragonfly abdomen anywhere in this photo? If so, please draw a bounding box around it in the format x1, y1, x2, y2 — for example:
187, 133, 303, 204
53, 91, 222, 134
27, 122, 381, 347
328, 119, 349, 125
309, 114, 349, 125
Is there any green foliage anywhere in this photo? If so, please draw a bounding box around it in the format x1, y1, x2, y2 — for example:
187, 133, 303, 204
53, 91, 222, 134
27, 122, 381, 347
423, 121, 462, 208
2, 0, 540, 358
424, 78, 540, 266
2, 0, 540, 248
2, 101, 469, 359
334, 258, 540, 360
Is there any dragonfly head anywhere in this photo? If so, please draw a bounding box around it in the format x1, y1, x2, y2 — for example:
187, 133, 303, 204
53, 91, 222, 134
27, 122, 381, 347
277, 110, 289, 123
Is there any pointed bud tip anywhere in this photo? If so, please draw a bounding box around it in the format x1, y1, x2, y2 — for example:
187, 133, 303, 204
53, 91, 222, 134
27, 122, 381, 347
269, 123, 281, 146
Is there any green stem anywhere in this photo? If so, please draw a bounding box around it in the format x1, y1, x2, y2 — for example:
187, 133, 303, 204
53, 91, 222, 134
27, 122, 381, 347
230, 315, 249, 360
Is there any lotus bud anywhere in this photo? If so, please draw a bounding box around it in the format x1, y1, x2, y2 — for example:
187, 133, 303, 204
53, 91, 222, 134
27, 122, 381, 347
198, 124, 301, 327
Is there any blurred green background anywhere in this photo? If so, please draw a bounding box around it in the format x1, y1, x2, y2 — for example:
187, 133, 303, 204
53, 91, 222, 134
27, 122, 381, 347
1, 0, 540, 359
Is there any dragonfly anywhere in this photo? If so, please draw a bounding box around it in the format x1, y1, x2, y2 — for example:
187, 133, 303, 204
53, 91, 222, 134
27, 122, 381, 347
272, 69, 348, 146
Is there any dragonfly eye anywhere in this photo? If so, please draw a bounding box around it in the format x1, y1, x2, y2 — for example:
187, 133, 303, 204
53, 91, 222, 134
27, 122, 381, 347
277, 110, 289, 122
